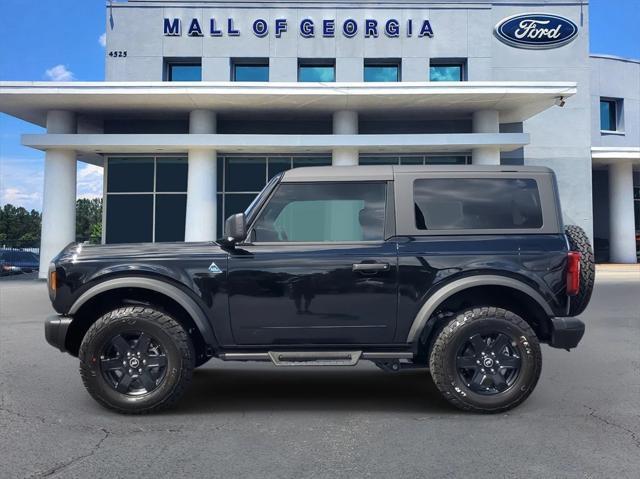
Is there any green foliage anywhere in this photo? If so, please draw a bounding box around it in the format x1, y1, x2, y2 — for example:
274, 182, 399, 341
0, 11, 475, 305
76, 198, 103, 243
0, 204, 41, 247
0, 199, 103, 246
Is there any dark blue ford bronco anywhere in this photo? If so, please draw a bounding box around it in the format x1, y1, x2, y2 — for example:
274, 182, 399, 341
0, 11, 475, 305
45, 165, 593, 414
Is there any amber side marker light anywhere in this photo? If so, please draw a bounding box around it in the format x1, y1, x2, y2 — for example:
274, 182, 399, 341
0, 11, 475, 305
566, 251, 581, 296
49, 270, 57, 292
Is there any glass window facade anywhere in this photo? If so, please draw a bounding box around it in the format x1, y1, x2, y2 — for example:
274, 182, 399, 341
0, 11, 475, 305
253, 182, 386, 242
166, 62, 202, 81
359, 154, 470, 166
600, 99, 618, 131
232, 61, 269, 81
105, 154, 476, 244
105, 156, 188, 243
298, 61, 335, 82
429, 62, 464, 81
414, 178, 543, 230
634, 186, 640, 232
364, 62, 400, 82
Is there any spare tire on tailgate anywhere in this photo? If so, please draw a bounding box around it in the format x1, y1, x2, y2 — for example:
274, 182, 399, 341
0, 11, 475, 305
565, 225, 595, 316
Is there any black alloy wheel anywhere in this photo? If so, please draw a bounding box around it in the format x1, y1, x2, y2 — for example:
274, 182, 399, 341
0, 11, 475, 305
455, 332, 521, 395
99, 331, 168, 396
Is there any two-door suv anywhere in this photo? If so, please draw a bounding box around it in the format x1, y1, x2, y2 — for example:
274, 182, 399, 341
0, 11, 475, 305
45, 165, 593, 414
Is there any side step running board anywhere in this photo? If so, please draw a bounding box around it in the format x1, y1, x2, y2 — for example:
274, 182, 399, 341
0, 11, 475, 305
269, 351, 361, 366
218, 351, 413, 366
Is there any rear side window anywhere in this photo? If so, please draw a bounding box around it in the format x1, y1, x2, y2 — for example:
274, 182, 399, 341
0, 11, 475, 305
413, 178, 543, 230
252, 182, 386, 242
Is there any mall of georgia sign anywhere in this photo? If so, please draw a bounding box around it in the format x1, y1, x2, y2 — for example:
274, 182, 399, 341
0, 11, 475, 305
494, 13, 578, 49
163, 17, 434, 39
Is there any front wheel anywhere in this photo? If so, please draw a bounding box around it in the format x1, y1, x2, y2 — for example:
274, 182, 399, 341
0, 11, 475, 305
429, 307, 542, 413
79, 306, 195, 414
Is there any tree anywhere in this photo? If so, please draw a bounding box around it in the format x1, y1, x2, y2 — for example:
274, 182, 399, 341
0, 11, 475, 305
0, 198, 103, 247
76, 198, 103, 244
0, 204, 41, 247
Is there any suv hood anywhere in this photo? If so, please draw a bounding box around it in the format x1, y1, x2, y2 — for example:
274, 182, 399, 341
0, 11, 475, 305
55, 241, 225, 263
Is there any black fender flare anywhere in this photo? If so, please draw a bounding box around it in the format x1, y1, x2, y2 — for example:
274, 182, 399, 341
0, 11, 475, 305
406, 275, 554, 343
68, 276, 217, 347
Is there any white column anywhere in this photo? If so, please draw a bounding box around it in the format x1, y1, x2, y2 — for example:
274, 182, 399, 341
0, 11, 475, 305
39, 110, 77, 278
472, 110, 500, 165
608, 161, 637, 263
185, 110, 217, 242
332, 110, 358, 166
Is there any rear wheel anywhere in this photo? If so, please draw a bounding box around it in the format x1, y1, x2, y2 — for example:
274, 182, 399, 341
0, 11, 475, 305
79, 306, 194, 414
565, 224, 595, 316
429, 307, 542, 413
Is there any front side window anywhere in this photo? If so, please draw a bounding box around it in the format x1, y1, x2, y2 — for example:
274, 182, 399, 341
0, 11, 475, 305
252, 182, 386, 242
429, 60, 465, 81
414, 178, 542, 230
298, 60, 335, 82
166, 61, 202, 81
600, 98, 619, 131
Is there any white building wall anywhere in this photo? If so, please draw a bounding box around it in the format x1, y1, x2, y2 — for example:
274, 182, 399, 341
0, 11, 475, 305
104, 0, 597, 239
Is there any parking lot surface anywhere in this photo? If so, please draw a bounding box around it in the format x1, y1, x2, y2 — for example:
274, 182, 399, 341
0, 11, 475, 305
1, 273, 639, 478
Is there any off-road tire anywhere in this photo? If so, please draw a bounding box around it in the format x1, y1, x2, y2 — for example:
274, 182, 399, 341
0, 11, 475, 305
429, 307, 542, 413
565, 224, 595, 316
79, 306, 195, 414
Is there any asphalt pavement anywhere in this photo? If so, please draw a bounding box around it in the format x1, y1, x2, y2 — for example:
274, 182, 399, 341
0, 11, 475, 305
1, 272, 639, 478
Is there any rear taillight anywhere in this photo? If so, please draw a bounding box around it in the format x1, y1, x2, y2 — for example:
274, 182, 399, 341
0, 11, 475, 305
566, 251, 581, 296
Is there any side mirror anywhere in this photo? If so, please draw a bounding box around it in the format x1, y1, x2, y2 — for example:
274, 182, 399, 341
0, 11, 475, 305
224, 213, 247, 243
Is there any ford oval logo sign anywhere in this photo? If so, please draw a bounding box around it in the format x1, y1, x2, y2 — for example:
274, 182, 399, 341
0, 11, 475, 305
494, 13, 578, 49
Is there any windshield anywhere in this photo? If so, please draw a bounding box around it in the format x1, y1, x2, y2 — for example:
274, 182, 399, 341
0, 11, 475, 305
244, 173, 283, 223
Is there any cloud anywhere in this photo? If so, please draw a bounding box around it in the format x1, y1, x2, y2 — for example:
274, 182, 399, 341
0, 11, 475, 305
76, 163, 103, 199
98, 33, 106, 48
1, 188, 41, 206
0, 157, 44, 211
0, 158, 104, 211
45, 64, 75, 82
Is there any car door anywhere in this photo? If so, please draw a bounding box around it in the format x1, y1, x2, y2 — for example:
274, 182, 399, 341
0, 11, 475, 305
227, 181, 398, 345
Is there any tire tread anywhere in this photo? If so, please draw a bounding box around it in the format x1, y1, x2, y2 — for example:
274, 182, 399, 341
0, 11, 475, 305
78, 306, 194, 414
429, 306, 542, 413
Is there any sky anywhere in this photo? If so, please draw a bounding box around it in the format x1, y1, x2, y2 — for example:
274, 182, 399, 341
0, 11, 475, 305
1, 0, 639, 212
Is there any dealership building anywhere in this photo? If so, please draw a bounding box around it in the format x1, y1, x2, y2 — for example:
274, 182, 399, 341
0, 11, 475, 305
0, 0, 638, 277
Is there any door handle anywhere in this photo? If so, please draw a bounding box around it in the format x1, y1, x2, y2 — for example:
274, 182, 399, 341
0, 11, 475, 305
352, 262, 390, 272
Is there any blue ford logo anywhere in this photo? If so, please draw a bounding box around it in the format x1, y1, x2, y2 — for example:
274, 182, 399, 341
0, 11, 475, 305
494, 13, 578, 49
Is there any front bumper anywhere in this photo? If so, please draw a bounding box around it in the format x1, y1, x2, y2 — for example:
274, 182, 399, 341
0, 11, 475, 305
549, 317, 585, 350
45, 315, 73, 352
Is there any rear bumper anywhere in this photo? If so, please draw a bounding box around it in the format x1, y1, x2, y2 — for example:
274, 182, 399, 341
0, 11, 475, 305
549, 317, 585, 350
45, 315, 72, 352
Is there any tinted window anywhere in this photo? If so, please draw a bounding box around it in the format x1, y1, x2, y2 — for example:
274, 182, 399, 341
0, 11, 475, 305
106, 195, 153, 243
226, 157, 266, 191
155, 194, 187, 242
253, 183, 386, 242
167, 63, 202, 81
364, 64, 399, 82
233, 64, 269, 81
413, 178, 543, 230
298, 63, 335, 82
107, 158, 154, 193
292, 157, 331, 168
156, 157, 188, 192
600, 99, 617, 131
430, 64, 463, 81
